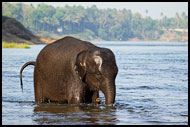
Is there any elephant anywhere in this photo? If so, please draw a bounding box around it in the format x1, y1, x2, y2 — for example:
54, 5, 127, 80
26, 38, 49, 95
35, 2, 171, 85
20, 36, 118, 105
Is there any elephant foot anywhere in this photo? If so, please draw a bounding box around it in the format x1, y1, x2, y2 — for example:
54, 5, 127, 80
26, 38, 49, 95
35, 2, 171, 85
95, 98, 101, 103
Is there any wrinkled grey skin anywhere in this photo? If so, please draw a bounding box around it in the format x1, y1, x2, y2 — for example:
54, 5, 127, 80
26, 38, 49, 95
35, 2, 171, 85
20, 36, 118, 104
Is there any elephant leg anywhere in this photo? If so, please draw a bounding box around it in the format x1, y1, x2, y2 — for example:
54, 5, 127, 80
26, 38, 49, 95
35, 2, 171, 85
68, 97, 80, 104
34, 84, 47, 103
34, 70, 47, 103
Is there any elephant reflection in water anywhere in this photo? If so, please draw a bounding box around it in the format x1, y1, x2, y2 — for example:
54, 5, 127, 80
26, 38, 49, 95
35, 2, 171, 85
33, 104, 118, 125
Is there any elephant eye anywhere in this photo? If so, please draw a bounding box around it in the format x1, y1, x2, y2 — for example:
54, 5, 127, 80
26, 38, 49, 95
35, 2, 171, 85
95, 72, 102, 80
96, 72, 101, 75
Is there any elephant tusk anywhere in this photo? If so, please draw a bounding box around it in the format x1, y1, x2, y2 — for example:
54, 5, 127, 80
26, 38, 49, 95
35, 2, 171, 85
95, 98, 101, 103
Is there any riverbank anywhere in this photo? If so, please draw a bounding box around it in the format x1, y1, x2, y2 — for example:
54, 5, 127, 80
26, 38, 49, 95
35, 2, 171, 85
60, 31, 188, 43
2, 41, 30, 48
129, 29, 188, 42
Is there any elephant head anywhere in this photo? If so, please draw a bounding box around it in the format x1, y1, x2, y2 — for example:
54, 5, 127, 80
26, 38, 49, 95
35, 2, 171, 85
75, 48, 118, 104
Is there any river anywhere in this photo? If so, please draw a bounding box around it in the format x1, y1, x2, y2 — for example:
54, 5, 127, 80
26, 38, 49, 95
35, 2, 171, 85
2, 41, 188, 125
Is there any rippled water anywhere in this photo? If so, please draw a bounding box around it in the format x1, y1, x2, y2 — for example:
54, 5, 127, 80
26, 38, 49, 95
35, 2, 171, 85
2, 41, 188, 125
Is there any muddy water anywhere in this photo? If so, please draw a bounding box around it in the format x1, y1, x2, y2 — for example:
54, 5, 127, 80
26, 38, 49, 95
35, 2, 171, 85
2, 41, 188, 125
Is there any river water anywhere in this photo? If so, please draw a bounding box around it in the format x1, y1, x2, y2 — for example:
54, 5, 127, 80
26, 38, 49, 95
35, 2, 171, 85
2, 41, 188, 125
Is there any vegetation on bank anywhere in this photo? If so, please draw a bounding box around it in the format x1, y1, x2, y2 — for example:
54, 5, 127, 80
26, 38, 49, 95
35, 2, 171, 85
2, 2, 188, 42
2, 41, 30, 48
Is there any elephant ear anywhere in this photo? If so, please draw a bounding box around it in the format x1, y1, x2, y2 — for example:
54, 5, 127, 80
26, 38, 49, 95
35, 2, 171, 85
93, 55, 102, 71
75, 51, 87, 80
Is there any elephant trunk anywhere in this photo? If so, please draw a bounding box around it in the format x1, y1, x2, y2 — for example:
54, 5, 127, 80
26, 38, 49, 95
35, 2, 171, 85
101, 79, 116, 105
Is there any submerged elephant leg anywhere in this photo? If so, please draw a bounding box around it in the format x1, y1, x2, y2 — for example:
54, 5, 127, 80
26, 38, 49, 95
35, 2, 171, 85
68, 97, 80, 104
34, 85, 46, 103
34, 68, 47, 103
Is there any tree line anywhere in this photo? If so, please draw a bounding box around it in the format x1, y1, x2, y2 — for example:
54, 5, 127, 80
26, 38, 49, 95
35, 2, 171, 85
2, 2, 188, 41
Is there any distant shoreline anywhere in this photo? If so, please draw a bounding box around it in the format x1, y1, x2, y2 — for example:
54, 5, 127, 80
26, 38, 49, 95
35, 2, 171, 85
90, 38, 188, 43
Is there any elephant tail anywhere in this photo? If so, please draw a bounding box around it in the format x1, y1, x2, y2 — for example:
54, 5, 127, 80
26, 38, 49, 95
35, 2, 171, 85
20, 61, 35, 92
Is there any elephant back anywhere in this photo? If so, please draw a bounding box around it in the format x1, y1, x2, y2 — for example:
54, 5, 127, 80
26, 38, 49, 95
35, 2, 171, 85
34, 36, 97, 88
39, 36, 97, 66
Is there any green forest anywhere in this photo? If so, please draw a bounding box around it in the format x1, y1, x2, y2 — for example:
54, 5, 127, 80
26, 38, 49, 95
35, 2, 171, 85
2, 2, 188, 41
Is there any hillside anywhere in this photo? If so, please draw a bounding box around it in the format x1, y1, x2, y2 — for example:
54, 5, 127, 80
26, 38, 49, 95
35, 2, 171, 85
2, 16, 55, 44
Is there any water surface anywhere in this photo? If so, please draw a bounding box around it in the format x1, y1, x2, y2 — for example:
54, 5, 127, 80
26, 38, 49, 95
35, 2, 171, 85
2, 41, 188, 125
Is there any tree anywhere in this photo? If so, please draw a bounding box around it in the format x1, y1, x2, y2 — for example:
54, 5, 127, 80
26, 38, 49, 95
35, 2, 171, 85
160, 12, 164, 18
3, 2, 187, 41
145, 9, 148, 17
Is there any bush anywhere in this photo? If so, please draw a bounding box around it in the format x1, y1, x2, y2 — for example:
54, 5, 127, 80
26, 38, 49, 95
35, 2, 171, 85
2, 41, 30, 48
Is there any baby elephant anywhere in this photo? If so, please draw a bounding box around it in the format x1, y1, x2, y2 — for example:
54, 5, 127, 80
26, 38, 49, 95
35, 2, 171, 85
20, 36, 118, 104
